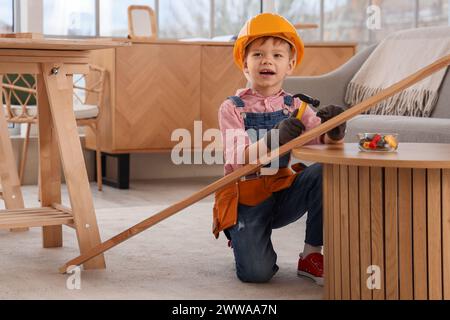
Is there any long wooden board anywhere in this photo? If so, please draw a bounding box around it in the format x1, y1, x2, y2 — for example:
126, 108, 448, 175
59, 54, 450, 273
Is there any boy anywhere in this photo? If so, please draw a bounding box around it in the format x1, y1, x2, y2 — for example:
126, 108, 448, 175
213, 13, 346, 285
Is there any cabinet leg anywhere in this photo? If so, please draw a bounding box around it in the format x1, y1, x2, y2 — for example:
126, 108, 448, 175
100, 153, 130, 189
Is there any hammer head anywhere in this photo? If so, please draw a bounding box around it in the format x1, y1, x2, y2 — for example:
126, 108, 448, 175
293, 93, 320, 108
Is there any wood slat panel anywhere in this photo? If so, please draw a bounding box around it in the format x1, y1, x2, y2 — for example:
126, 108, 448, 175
340, 165, 350, 299
348, 166, 361, 299
323, 164, 331, 299
443, 169, 450, 299
427, 169, 442, 300
385, 167, 399, 300
398, 168, 413, 300
359, 166, 372, 300
370, 167, 385, 299
332, 164, 342, 299
412, 169, 428, 299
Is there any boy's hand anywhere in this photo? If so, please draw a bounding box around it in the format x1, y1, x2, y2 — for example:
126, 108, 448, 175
316, 105, 346, 141
265, 109, 305, 149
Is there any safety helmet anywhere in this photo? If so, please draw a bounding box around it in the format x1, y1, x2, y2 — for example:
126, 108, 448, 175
233, 13, 304, 70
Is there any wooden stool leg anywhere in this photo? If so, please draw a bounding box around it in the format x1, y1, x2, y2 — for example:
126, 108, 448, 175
41, 63, 105, 269
95, 125, 102, 191
37, 73, 62, 248
19, 122, 32, 184
0, 75, 27, 232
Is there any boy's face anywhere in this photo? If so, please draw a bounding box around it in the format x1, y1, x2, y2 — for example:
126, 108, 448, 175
243, 37, 296, 95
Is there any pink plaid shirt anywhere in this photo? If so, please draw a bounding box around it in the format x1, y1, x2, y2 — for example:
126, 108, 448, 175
218, 88, 323, 175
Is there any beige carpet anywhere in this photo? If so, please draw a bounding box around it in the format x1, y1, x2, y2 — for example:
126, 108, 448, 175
0, 179, 323, 300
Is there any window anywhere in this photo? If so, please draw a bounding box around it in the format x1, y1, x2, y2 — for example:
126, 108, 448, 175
324, 0, 370, 43
214, 0, 260, 38
274, 0, 321, 42
159, 0, 210, 39
419, 0, 449, 27
100, 0, 155, 37
0, 0, 13, 33
43, 0, 96, 36
371, 0, 416, 42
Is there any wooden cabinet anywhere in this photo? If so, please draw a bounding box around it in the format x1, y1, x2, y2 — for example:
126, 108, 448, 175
87, 40, 356, 153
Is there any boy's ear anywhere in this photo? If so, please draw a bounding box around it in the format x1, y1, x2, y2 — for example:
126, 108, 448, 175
286, 58, 296, 76
243, 59, 250, 74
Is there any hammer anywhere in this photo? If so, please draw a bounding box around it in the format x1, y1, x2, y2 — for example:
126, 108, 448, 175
293, 93, 320, 121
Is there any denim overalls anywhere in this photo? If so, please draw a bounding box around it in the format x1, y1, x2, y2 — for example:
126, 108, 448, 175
225, 95, 323, 283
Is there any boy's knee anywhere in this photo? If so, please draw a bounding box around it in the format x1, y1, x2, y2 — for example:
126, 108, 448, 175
236, 263, 278, 283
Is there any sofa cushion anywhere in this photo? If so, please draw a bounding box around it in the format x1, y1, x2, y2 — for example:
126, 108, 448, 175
431, 68, 450, 119
345, 114, 450, 144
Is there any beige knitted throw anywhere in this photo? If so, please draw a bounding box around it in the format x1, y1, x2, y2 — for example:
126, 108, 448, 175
345, 26, 450, 117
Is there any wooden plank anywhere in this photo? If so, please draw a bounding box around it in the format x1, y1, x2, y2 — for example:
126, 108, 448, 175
0, 56, 89, 64
37, 71, 63, 248
348, 166, 361, 299
370, 167, 385, 299
0, 214, 74, 223
340, 165, 350, 299
443, 169, 450, 299
41, 62, 106, 270
323, 164, 331, 299
59, 54, 450, 272
333, 164, 342, 299
412, 169, 428, 299
0, 62, 40, 73
398, 168, 413, 300
0, 38, 129, 51
0, 32, 43, 39
359, 166, 372, 300
0, 73, 27, 232
427, 169, 442, 300
0, 218, 74, 229
0, 48, 89, 57
385, 167, 399, 300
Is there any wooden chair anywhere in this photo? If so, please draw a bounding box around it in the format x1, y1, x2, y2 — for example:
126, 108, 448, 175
1, 74, 37, 185
1, 64, 106, 191
127, 5, 158, 40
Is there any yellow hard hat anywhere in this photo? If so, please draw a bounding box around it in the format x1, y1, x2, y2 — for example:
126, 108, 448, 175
233, 13, 304, 70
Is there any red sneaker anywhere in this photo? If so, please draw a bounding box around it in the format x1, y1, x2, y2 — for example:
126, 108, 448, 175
297, 252, 324, 286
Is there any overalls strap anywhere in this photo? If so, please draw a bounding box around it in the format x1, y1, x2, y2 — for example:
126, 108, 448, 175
283, 95, 293, 107
227, 96, 245, 108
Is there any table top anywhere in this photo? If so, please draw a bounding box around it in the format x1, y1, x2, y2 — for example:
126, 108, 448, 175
0, 38, 130, 51
292, 143, 450, 169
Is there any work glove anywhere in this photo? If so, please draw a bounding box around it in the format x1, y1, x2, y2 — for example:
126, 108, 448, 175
264, 108, 305, 149
316, 104, 346, 141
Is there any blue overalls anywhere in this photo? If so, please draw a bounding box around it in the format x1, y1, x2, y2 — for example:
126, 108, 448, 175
225, 95, 323, 283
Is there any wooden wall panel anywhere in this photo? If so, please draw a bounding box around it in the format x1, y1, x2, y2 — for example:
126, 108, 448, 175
115, 44, 201, 150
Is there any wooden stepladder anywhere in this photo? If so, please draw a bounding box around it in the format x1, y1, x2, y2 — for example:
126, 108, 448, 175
0, 38, 129, 269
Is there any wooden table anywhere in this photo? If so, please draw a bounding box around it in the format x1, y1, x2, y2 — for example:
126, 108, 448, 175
292, 143, 450, 300
0, 38, 128, 270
